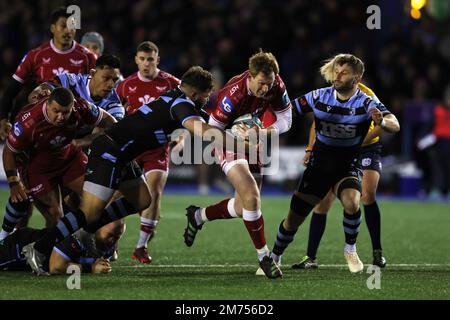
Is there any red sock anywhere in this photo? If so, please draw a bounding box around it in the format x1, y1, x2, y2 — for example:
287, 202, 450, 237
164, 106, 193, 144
243, 215, 266, 250
205, 199, 233, 220
140, 224, 154, 234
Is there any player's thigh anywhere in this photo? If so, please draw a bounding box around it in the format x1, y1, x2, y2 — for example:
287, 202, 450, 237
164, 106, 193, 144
145, 170, 168, 197
226, 162, 260, 206
362, 169, 380, 204
62, 150, 88, 195
313, 189, 335, 214
33, 188, 63, 225
118, 162, 151, 211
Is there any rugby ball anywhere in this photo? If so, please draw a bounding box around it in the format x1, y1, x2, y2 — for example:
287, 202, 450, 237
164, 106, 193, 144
230, 114, 263, 138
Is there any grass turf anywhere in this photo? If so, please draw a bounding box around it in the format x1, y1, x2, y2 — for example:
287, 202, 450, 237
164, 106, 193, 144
0, 192, 449, 300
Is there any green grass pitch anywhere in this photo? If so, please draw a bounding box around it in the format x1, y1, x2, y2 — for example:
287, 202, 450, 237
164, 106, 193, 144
0, 190, 449, 300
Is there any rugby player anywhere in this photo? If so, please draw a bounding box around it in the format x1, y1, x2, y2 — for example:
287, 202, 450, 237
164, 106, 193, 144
0, 6, 96, 139
183, 51, 292, 279
269, 54, 399, 273
22, 66, 251, 275
117, 41, 180, 264
0, 88, 116, 240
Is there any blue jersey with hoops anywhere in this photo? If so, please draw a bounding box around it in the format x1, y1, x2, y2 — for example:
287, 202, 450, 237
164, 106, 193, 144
55, 73, 125, 120
293, 87, 388, 147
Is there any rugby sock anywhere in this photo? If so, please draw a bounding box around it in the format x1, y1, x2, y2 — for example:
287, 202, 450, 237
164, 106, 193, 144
272, 219, 298, 257
306, 212, 327, 260
242, 209, 266, 251
1, 198, 30, 239
364, 202, 382, 250
343, 209, 362, 246
35, 209, 87, 255
85, 197, 139, 233
204, 198, 238, 221
137, 218, 158, 248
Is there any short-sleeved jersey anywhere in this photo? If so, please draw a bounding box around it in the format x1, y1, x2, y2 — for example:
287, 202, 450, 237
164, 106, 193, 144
358, 83, 381, 146
49, 73, 124, 120
6, 97, 103, 162
293, 87, 389, 148
105, 87, 204, 163
208, 71, 291, 129
117, 70, 180, 114
13, 40, 96, 85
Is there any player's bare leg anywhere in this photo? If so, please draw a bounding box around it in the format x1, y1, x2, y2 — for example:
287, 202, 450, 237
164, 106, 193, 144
292, 190, 335, 270
132, 170, 167, 264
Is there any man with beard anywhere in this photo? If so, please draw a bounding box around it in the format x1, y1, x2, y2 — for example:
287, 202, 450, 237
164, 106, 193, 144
22, 66, 251, 276
268, 54, 399, 273
0, 6, 97, 139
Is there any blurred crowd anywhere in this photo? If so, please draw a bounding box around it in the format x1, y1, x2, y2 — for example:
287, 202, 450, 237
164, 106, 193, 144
0, 0, 449, 152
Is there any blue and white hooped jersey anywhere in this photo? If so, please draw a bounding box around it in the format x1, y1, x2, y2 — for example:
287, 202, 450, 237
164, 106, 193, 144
56, 73, 125, 120
293, 87, 388, 147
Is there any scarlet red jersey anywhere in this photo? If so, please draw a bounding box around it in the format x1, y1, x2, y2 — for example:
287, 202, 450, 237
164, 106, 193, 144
209, 70, 291, 129
433, 105, 450, 139
6, 97, 103, 167
117, 70, 180, 114
13, 40, 97, 85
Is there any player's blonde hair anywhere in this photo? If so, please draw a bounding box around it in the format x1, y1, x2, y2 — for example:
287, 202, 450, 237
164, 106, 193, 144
249, 50, 280, 77
320, 53, 365, 83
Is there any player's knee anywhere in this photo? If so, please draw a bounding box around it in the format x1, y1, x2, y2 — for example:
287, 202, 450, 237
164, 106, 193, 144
341, 197, 360, 214
240, 188, 260, 210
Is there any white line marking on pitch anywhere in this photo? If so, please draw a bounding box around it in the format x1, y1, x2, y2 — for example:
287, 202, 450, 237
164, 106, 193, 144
115, 263, 450, 268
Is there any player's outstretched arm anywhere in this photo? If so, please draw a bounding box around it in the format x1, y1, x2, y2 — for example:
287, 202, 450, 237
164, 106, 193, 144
72, 110, 117, 148
183, 117, 253, 154
49, 251, 112, 274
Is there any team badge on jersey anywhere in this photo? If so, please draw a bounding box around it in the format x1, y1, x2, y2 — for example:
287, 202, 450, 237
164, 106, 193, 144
13, 122, 23, 137
220, 96, 233, 113
362, 158, 372, 167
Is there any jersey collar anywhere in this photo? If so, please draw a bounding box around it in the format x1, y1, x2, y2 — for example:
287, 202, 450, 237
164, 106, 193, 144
50, 39, 77, 54
137, 69, 160, 82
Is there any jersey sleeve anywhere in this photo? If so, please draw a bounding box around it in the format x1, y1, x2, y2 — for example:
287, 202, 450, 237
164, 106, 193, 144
103, 91, 125, 120
53, 235, 83, 262
271, 76, 292, 112
169, 76, 181, 88
209, 89, 236, 127
364, 96, 388, 114
76, 98, 103, 126
116, 81, 126, 102
86, 51, 97, 72
6, 120, 32, 153
12, 52, 34, 84
57, 73, 80, 88
292, 90, 315, 115
171, 99, 203, 126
